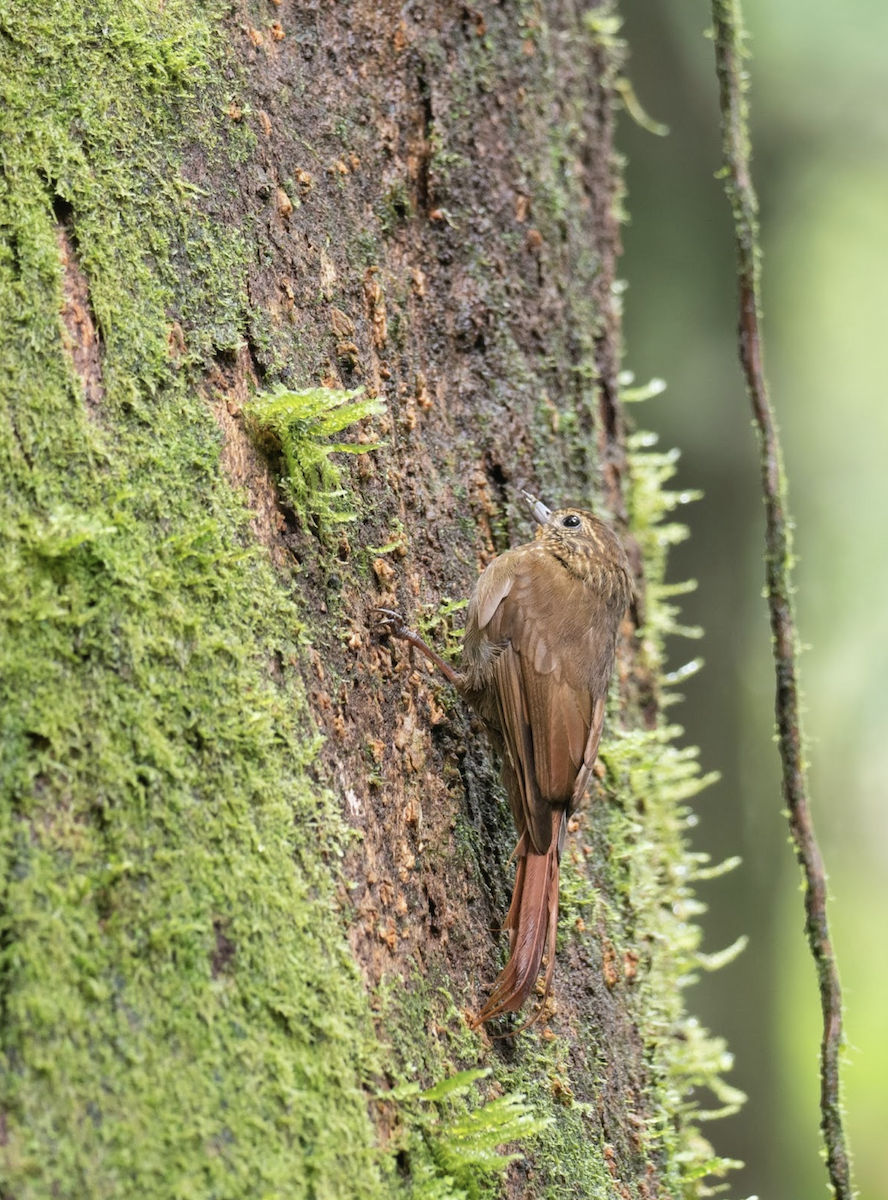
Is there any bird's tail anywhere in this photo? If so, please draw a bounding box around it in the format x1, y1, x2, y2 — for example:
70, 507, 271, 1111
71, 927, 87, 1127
471, 811, 562, 1030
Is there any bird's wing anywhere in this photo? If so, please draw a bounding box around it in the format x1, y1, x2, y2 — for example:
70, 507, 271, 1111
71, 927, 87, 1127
471, 551, 515, 630
482, 548, 604, 853
571, 695, 606, 811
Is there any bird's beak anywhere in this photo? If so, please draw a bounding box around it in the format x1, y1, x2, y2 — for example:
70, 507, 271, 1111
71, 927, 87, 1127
522, 490, 552, 526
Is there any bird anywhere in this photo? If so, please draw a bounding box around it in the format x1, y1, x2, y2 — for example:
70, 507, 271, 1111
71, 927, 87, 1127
376, 492, 632, 1029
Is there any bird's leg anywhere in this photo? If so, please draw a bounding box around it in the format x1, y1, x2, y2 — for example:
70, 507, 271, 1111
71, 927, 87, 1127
374, 608, 463, 689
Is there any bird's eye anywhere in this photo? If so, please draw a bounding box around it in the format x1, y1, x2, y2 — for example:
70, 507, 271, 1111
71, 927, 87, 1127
562, 515, 581, 528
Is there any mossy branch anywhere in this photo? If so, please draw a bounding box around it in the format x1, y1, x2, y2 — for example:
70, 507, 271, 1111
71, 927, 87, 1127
709, 3, 854, 1196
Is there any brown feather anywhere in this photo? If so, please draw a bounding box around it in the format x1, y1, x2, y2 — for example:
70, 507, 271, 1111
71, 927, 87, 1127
470, 813, 562, 1029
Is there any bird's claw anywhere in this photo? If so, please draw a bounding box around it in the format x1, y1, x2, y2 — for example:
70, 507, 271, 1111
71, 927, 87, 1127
373, 607, 410, 639
373, 607, 462, 688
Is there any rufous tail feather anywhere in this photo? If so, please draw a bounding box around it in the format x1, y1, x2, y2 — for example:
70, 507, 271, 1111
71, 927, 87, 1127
471, 811, 562, 1029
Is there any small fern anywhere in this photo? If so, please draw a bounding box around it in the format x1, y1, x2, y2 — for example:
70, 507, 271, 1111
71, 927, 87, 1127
244, 384, 385, 524
383, 1068, 551, 1200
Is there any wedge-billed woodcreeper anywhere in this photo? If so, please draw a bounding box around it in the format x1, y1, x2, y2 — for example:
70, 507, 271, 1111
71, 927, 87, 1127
377, 493, 631, 1028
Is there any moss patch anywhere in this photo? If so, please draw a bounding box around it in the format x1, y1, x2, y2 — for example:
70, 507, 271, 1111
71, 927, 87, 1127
244, 384, 385, 527
0, 4, 388, 1196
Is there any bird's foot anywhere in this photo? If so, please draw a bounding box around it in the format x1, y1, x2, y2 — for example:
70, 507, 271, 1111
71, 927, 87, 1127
373, 607, 412, 640
372, 608, 462, 688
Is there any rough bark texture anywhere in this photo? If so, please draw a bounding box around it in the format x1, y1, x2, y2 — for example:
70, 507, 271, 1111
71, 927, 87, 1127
0, 2, 736, 1198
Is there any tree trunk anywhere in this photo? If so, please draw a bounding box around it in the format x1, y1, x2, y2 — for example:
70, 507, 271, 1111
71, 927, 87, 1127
0, 2, 736, 1197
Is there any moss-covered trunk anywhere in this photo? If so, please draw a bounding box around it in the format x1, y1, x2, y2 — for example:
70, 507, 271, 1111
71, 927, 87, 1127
0, 3, 738, 1197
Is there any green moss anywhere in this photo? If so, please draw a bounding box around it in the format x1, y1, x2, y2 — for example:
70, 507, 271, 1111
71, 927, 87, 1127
379, 1069, 551, 1200
0, 4, 389, 1197
617, 406, 747, 1194
244, 385, 385, 527
373, 970, 620, 1198
497, 1039, 619, 1200
414, 598, 470, 668
379, 181, 415, 237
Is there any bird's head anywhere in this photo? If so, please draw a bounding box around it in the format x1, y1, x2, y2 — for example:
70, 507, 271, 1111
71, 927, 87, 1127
521, 491, 629, 582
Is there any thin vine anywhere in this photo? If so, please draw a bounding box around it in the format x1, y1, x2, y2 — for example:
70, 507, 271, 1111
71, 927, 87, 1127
709, 3, 854, 1197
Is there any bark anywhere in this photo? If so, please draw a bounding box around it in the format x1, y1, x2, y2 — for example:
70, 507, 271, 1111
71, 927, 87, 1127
0, 2, 736, 1198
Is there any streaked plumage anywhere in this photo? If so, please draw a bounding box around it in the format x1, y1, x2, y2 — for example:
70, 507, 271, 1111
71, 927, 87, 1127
377, 497, 631, 1028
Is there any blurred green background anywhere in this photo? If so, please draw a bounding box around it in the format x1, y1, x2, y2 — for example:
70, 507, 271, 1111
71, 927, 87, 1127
617, 2, 888, 1197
